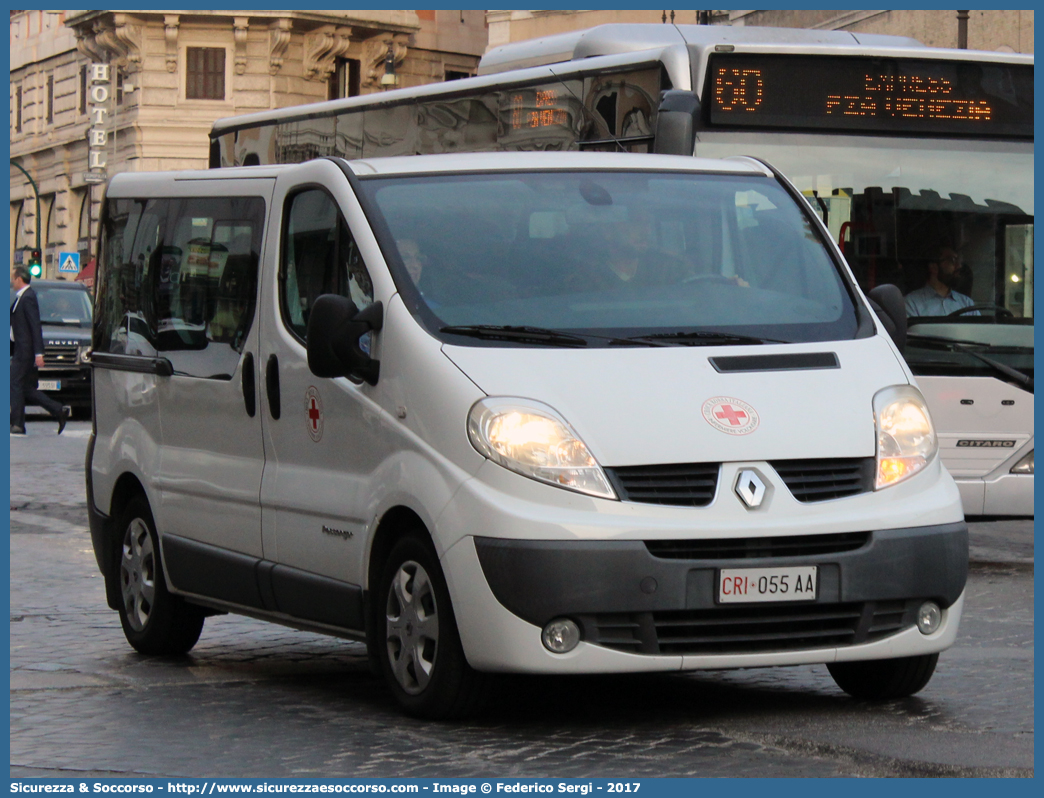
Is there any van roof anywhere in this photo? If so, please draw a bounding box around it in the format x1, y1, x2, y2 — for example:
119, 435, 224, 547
346, 151, 772, 177
107, 152, 773, 193
106, 164, 286, 196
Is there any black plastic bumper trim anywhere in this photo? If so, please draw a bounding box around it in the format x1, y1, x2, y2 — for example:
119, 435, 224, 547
474, 522, 968, 629
162, 534, 364, 632
85, 433, 122, 611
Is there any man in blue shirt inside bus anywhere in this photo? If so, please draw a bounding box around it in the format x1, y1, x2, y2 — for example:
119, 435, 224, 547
905, 245, 978, 317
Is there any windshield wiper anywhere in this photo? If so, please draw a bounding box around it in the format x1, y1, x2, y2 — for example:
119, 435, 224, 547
440, 325, 674, 348
907, 333, 1033, 391
440, 325, 590, 347
624, 331, 785, 346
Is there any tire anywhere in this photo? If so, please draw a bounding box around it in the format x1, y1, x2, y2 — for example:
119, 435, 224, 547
375, 531, 487, 719
115, 495, 205, 656
827, 653, 939, 700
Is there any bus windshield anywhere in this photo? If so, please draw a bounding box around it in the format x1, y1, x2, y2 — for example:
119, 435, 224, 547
697, 132, 1033, 377
362, 169, 860, 346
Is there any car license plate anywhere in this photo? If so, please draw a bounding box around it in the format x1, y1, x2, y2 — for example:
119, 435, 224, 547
37, 380, 60, 391
718, 566, 817, 604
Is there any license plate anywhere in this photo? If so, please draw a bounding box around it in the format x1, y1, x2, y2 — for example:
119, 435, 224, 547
37, 380, 60, 391
718, 566, 818, 604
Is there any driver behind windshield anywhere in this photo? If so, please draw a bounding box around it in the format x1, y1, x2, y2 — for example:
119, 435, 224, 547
905, 244, 978, 317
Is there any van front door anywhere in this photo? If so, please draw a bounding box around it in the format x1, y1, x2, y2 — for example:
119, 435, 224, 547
257, 162, 391, 632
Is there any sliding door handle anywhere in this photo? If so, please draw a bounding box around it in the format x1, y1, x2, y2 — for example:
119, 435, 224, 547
241, 352, 256, 417
265, 354, 281, 420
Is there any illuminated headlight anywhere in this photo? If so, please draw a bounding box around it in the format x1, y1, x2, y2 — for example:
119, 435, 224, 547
467, 398, 617, 499
1011, 450, 1033, 474
873, 386, 937, 489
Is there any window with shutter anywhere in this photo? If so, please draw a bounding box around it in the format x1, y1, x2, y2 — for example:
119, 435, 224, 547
186, 47, 226, 101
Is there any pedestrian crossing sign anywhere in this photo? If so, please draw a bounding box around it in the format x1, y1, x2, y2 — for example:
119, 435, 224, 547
58, 252, 80, 273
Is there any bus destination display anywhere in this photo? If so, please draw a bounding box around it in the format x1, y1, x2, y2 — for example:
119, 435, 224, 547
507, 88, 571, 131
707, 54, 1032, 138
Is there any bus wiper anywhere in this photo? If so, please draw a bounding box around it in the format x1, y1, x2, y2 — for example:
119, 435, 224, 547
907, 333, 1033, 391
440, 325, 589, 347
625, 331, 785, 346
906, 332, 1033, 353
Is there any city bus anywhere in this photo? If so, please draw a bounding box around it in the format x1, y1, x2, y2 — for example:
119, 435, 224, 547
210, 23, 1033, 516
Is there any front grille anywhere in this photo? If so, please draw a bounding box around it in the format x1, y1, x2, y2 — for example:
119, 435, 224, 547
606, 458, 873, 506
867, 599, 910, 637
655, 604, 863, 654
771, 458, 874, 502
43, 344, 79, 369
645, 531, 870, 560
579, 599, 914, 656
605, 463, 719, 506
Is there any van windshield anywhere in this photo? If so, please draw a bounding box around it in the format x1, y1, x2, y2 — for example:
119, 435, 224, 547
362, 170, 859, 346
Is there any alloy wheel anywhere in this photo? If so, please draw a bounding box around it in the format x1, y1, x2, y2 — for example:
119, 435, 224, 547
120, 518, 156, 632
385, 560, 439, 695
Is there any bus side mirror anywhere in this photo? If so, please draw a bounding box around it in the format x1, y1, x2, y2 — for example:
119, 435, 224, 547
654, 90, 701, 156
306, 295, 383, 385
867, 284, 907, 354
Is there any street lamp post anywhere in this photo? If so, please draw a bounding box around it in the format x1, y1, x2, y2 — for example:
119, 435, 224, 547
10, 159, 42, 256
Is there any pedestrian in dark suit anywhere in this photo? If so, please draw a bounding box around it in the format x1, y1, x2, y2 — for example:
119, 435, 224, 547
10, 266, 69, 434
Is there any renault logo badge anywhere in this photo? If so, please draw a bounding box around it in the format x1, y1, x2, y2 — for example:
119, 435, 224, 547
735, 470, 766, 509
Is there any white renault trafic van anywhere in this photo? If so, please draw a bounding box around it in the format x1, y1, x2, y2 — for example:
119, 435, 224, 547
87, 153, 967, 718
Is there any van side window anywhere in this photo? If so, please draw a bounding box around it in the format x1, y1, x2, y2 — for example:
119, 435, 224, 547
97, 198, 165, 357
97, 195, 265, 378
282, 189, 373, 341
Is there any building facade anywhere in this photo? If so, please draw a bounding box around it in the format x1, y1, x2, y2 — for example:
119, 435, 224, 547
487, 9, 1034, 54
10, 9, 487, 280
720, 10, 1033, 53
486, 10, 721, 50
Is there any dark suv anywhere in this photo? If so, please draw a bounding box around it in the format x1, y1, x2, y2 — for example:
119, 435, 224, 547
11, 279, 93, 413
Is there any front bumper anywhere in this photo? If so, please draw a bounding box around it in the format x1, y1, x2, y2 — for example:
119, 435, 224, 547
37, 367, 91, 407
477, 521, 964, 647
442, 521, 967, 674
436, 455, 966, 673
957, 473, 1034, 517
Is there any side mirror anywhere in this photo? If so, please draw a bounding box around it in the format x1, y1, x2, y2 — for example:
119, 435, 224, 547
306, 295, 384, 385
866, 284, 907, 354
653, 90, 700, 156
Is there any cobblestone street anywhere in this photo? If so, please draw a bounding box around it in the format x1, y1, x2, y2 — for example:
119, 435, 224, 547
9, 421, 1035, 778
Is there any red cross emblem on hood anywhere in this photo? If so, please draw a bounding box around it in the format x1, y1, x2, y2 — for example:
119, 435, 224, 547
702, 396, 759, 436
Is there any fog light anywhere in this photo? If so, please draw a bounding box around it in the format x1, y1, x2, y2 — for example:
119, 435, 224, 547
916, 601, 942, 635
542, 618, 580, 653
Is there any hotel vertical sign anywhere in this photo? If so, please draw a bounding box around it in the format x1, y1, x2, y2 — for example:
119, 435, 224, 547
85, 63, 110, 182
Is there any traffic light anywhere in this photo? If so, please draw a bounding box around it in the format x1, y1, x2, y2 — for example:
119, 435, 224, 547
28, 249, 42, 279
